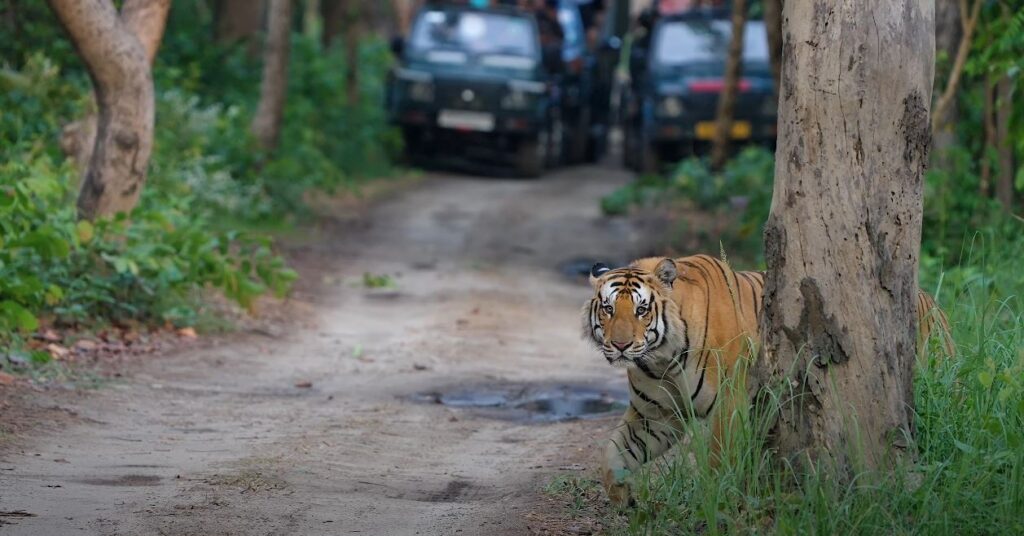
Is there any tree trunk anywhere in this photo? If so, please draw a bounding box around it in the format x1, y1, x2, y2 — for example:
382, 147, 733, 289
215, 0, 266, 46
931, 0, 981, 136
59, 0, 170, 173
321, 0, 343, 47
344, 1, 360, 105
763, 0, 782, 95
252, 0, 293, 152
995, 76, 1014, 211
391, 0, 414, 36
757, 0, 934, 474
48, 0, 157, 221
932, 0, 961, 161
710, 0, 746, 170
980, 75, 994, 198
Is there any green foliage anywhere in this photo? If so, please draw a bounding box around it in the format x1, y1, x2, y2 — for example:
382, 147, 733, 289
0, 55, 296, 344
618, 237, 1024, 535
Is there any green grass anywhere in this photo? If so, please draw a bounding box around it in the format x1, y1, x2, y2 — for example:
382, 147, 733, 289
575, 233, 1024, 535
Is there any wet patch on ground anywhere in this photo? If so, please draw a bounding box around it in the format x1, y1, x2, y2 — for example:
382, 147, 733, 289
411, 383, 627, 423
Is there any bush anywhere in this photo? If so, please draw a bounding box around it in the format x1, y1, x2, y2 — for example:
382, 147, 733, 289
0, 55, 296, 345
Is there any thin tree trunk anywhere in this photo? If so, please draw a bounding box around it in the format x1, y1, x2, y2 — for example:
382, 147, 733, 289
344, 2, 360, 105
932, 0, 962, 162
996, 76, 1014, 211
710, 0, 747, 170
252, 0, 293, 152
931, 0, 981, 136
391, 0, 413, 36
47, 0, 158, 221
980, 75, 994, 198
216, 0, 266, 46
321, 0, 343, 46
763, 0, 782, 95
757, 0, 934, 473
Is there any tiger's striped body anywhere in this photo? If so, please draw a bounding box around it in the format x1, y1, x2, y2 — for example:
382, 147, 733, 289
584, 254, 953, 506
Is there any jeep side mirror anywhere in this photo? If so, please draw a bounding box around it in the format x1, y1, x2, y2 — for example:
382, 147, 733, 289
390, 36, 405, 58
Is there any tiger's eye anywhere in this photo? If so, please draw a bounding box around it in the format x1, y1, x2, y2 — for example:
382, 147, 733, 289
636, 306, 648, 316
603, 305, 613, 315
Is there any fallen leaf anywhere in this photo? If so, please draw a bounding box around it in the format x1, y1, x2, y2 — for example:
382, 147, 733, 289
0, 372, 16, 386
46, 343, 70, 360
177, 327, 198, 339
294, 380, 313, 388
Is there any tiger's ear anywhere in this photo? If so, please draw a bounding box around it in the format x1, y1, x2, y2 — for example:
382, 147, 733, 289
589, 263, 610, 289
654, 258, 677, 288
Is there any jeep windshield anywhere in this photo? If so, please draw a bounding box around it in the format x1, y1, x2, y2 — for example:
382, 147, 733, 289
652, 19, 769, 71
408, 9, 540, 71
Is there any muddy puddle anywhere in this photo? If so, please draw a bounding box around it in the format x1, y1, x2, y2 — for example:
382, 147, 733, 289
412, 383, 628, 423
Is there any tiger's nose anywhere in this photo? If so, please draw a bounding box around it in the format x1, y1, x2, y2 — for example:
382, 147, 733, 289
611, 341, 630, 351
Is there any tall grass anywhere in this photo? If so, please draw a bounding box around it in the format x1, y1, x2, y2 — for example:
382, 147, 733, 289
619, 233, 1024, 535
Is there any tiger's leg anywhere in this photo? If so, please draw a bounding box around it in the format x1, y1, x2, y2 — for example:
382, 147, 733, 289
708, 360, 750, 469
602, 403, 681, 506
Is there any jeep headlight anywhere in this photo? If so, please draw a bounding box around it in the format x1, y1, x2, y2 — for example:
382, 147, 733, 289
503, 80, 545, 110
396, 69, 434, 103
408, 80, 434, 103
501, 89, 531, 110
657, 96, 684, 118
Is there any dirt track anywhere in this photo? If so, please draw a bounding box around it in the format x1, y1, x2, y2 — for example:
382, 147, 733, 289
0, 164, 653, 535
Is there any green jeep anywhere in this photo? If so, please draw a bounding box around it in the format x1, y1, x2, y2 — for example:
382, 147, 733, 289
386, 5, 561, 177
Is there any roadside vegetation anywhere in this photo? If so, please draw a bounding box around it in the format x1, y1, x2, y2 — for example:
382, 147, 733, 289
0, 1, 398, 368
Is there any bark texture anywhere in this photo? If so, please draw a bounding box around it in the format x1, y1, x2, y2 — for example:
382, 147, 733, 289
710, 0, 747, 170
48, 0, 156, 220
757, 0, 934, 473
763, 0, 783, 95
251, 0, 293, 152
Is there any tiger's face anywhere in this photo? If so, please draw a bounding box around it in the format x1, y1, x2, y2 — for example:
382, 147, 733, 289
584, 259, 682, 369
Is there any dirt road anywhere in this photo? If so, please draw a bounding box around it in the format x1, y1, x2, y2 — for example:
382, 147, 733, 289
0, 164, 652, 535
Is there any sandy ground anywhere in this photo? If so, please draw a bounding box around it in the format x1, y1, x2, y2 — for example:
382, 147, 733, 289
0, 163, 654, 535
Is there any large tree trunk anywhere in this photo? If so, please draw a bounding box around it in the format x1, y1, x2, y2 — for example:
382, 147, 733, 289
251, 0, 293, 152
757, 0, 934, 473
995, 76, 1014, 211
215, 0, 265, 45
48, 0, 160, 221
710, 0, 747, 170
763, 0, 782, 95
391, 0, 414, 36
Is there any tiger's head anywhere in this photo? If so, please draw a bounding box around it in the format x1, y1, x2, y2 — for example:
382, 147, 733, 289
583, 258, 685, 369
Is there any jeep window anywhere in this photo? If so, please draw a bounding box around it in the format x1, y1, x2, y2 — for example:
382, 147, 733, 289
652, 20, 769, 67
409, 9, 539, 68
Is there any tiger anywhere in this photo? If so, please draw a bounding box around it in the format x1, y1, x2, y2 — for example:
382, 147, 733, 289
582, 254, 955, 506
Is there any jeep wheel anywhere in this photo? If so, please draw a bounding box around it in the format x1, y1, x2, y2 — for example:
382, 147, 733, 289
567, 108, 590, 164
516, 138, 544, 178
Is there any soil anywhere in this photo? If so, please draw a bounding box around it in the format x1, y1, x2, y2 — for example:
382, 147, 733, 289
0, 164, 654, 535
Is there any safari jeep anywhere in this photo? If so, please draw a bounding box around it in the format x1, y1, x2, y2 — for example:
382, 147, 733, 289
623, 10, 778, 173
387, 4, 561, 177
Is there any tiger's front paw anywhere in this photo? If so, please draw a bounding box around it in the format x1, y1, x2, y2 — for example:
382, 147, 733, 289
603, 468, 634, 507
